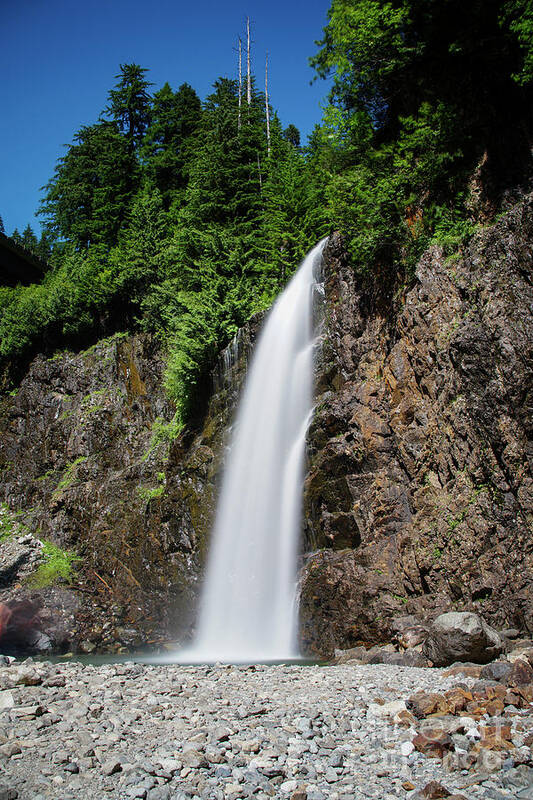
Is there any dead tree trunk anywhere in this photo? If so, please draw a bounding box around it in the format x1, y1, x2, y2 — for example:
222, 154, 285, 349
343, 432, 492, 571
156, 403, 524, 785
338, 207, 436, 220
265, 52, 271, 156
238, 36, 242, 131
247, 17, 252, 106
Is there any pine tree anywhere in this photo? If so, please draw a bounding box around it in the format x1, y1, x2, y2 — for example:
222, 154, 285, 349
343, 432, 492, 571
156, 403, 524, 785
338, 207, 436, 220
21, 225, 38, 253
40, 121, 139, 248
142, 82, 201, 208
106, 63, 153, 149
11, 228, 23, 246
283, 124, 301, 148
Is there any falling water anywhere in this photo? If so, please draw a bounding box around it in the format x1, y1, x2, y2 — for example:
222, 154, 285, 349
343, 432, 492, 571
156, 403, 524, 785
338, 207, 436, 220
181, 239, 327, 663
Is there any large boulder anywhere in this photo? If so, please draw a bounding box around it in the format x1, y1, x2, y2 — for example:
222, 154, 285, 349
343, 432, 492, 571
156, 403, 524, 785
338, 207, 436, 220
423, 612, 503, 667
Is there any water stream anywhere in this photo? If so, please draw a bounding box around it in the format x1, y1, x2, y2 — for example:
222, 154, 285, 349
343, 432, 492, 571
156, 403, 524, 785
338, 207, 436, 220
173, 239, 327, 663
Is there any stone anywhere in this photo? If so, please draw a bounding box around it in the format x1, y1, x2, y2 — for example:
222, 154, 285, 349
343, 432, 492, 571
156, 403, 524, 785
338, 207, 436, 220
0, 742, 21, 758
102, 758, 122, 776
379, 650, 431, 667
412, 783, 451, 799
9, 668, 42, 687
422, 613, 503, 667
507, 658, 533, 686
442, 664, 483, 679
290, 791, 308, 800
367, 699, 407, 718
473, 724, 515, 752
0, 691, 14, 710
480, 661, 513, 682
396, 625, 429, 650
412, 729, 454, 758
181, 750, 208, 769
0, 788, 18, 800
407, 692, 449, 718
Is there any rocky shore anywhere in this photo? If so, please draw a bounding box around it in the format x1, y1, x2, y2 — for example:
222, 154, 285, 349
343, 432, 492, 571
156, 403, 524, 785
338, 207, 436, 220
1, 655, 533, 800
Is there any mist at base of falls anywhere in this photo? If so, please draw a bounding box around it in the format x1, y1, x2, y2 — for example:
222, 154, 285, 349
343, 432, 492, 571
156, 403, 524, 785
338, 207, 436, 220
162, 239, 327, 665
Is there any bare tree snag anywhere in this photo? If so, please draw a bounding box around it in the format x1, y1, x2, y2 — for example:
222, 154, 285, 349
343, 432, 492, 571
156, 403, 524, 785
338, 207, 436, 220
247, 17, 252, 106
265, 51, 271, 156
238, 36, 242, 131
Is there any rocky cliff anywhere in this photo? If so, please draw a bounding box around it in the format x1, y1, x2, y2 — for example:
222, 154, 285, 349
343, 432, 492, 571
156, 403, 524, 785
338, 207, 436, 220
299, 195, 533, 657
0, 320, 262, 655
1, 196, 532, 659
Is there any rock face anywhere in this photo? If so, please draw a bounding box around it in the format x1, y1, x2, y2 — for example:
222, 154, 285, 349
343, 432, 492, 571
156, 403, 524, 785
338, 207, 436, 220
0, 322, 262, 654
300, 195, 533, 657
422, 612, 503, 667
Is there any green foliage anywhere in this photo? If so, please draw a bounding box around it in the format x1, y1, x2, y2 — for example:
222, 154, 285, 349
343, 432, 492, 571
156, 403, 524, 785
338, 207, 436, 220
0, 502, 16, 541
142, 82, 202, 208
2, 55, 327, 426
106, 63, 153, 147
143, 414, 184, 461
311, 0, 533, 278
40, 121, 138, 248
136, 471, 166, 502
27, 541, 81, 589
53, 456, 88, 498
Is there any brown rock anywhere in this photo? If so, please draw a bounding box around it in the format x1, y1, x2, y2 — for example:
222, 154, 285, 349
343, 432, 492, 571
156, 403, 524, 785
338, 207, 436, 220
517, 685, 533, 704
442, 664, 483, 679
412, 780, 453, 798
395, 709, 417, 727
299, 202, 533, 656
412, 729, 454, 758
483, 698, 505, 716
443, 687, 472, 714
507, 658, 533, 686
473, 724, 515, 752
407, 692, 449, 718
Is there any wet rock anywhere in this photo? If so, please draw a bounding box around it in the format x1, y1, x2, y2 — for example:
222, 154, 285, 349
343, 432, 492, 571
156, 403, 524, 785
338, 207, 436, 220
422, 613, 503, 667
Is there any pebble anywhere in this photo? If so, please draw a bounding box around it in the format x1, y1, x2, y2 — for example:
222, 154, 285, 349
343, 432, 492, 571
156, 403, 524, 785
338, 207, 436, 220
0, 659, 531, 799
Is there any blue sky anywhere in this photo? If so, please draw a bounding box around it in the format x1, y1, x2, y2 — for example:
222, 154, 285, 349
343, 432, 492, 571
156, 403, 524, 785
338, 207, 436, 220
1, 0, 332, 235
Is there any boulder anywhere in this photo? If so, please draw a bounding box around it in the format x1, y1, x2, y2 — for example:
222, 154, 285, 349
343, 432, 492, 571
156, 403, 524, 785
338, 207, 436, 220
480, 661, 513, 682
422, 613, 503, 667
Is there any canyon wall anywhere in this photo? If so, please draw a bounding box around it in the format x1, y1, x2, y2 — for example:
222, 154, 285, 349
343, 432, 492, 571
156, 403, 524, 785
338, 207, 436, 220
300, 196, 533, 657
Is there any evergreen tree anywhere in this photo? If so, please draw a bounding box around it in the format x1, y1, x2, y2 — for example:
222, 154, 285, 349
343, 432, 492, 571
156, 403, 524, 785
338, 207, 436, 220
111, 189, 170, 308
311, 0, 533, 272
106, 63, 153, 148
40, 121, 139, 248
21, 225, 38, 253
0, 216, 4, 234
283, 124, 301, 148
35, 230, 54, 264
260, 120, 329, 290
142, 82, 202, 208
11, 229, 23, 246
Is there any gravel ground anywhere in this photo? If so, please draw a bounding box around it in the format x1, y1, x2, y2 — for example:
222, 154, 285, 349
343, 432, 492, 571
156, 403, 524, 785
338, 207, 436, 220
0, 659, 531, 799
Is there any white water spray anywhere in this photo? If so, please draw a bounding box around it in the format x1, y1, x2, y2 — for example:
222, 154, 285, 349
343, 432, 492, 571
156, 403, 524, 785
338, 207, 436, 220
179, 239, 326, 663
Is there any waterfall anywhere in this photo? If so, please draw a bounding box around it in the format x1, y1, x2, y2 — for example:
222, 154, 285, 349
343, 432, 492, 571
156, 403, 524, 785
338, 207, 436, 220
180, 239, 326, 663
